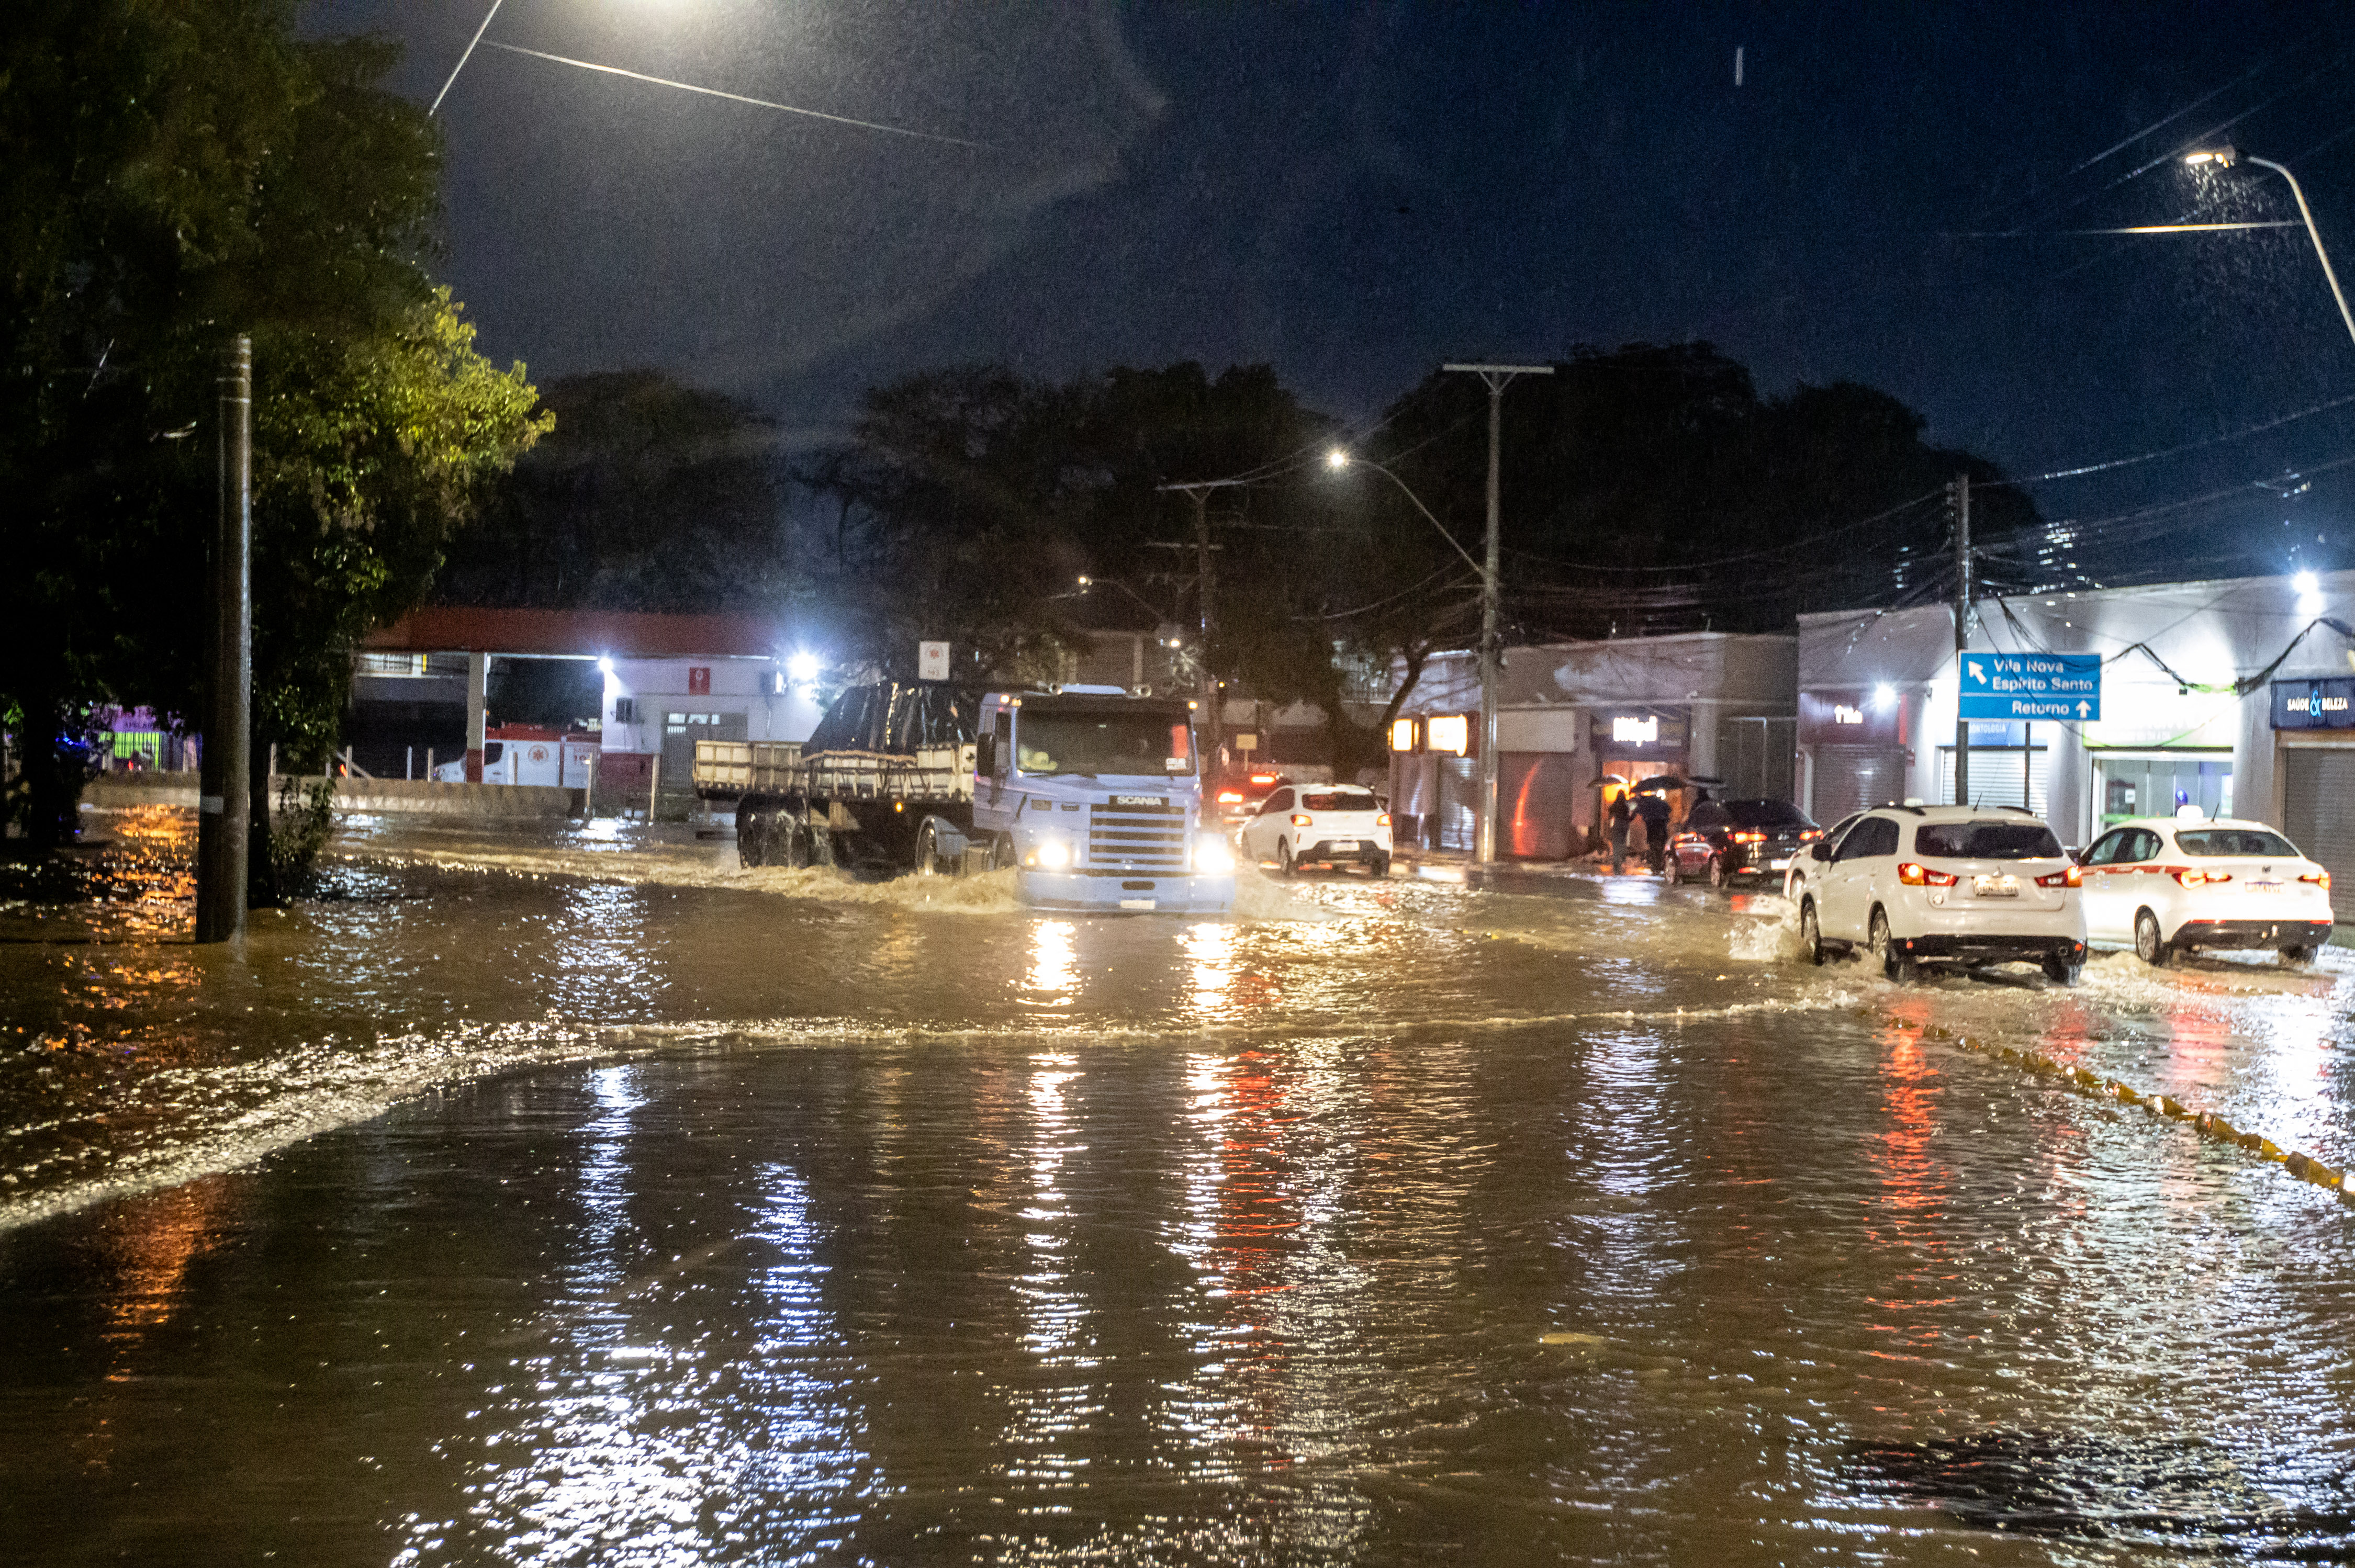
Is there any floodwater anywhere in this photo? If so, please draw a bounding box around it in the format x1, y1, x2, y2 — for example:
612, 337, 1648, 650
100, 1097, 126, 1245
3, 805, 2353, 1564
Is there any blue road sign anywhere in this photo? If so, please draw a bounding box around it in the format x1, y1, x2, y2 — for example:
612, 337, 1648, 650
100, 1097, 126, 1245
1958, 651, 2102, 721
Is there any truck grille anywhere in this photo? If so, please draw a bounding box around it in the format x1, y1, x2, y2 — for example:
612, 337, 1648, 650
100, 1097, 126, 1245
1087, 802, 1188, 872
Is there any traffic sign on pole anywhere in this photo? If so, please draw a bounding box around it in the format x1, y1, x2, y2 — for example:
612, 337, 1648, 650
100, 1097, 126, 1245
1957, 652, 2101, 721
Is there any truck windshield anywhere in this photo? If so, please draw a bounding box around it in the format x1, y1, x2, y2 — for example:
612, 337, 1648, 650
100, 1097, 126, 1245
1016, 710, 1194, 777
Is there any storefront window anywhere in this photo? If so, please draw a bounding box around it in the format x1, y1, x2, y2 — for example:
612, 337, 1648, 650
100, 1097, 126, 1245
2093, 753, 2232, 827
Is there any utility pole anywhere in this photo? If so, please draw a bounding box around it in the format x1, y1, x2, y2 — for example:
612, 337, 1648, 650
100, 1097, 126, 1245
1950, 472, 1971, 808
1443, 362, 1553, 864
196, 336, 252, 943
1156, 478, 1247, 764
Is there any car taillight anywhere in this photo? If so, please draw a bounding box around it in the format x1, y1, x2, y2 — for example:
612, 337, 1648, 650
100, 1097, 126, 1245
2035, 866, 2081, 888
1898, 862, 1958, 887
1217, 791, 1243, 803
1375, 813, 1390, 828
2301, 868, 2332, 889
1800, 829, 1823, 841
1250, 774, 1277, 785
1730, 830, 1765, 843
1292, 813, 1313, 827
2171, 866, 2231, 886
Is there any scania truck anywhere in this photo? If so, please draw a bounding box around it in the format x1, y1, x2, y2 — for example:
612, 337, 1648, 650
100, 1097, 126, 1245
693, 681, 1236, 913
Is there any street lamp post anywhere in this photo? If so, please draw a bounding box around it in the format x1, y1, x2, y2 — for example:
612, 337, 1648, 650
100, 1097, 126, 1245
1441, 364, 1552, 864
2187, 146, 2355, 356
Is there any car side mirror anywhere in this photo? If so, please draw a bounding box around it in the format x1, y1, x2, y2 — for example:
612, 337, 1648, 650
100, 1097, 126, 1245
1810, 841, 1831, 862
975, 734, 996, 777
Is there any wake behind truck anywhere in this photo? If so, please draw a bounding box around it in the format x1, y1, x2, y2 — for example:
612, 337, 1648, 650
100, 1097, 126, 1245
692, 681, 1236, 913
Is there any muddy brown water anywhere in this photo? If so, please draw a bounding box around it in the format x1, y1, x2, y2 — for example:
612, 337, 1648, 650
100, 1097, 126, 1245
2, 806, 2352, 1563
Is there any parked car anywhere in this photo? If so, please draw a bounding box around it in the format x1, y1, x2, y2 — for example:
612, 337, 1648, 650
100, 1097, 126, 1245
1784, 804, 2087, 984
2078, 815, 2334, 966
1667, 797, 1821, 888
1240, 782, 1392, 876
1207, 768, 1288, 832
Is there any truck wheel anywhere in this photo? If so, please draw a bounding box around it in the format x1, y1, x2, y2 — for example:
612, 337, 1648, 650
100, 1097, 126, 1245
914, 818, 954, 876
990, 832, 1017, 871
737, 805, 768, 867
2134, 909, 2170, 966
784, 821, 813, 869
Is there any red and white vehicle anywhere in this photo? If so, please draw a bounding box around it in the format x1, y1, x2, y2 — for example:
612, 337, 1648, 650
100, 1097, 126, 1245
2078, 814, 2335, 966
1238, 782, 1392, 876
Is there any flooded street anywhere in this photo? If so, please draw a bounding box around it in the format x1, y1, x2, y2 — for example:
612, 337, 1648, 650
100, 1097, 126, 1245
5, 806, 2354, 1563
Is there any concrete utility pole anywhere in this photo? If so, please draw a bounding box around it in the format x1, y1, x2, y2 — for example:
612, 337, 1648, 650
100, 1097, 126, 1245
1443, 363, 1553, 864
196, 336, 253, 943
1155, 479, 1247, 763
1950, 472, 1971, 807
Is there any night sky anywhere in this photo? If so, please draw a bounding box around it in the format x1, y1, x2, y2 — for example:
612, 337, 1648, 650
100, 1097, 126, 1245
317, 1, 2355, 576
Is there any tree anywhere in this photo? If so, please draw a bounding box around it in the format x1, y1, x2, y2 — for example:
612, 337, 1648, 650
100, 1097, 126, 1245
438, 370, 779, 613
0, 4, 548, 860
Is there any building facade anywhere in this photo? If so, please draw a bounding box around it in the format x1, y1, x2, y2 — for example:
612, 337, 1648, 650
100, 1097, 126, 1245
1797, 569, 2355, 920
1387, 632, 1798, 857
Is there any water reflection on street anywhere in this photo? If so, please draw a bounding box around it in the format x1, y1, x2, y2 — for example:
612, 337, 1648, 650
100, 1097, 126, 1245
0, 809, 2351, 1562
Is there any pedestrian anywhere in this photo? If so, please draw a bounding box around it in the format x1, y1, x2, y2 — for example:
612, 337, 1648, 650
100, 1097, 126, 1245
1606, 788, 1632, 874
1635, 786, 1671, 875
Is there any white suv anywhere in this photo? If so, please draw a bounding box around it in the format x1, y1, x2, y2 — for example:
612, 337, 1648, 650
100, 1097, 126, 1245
1785, 805, 2088, 984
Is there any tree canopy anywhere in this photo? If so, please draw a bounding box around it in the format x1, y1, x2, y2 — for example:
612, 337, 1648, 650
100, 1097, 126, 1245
1, 2, 548, 850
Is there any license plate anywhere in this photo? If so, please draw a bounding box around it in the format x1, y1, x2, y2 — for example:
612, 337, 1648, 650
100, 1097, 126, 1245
1973, 875, 2019, 898
1770, 857, 1792, 871
1333, 839, 1359, 850
1118, 898, 1155, 910
2247, 880, 2282, 893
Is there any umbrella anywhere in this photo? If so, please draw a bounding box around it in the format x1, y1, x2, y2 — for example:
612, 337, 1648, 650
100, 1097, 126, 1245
1586, 773, 1629, 788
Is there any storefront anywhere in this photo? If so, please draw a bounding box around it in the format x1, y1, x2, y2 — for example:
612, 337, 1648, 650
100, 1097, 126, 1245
1386, 633, 1796, 859
2274, 676, 2355, 924
1797, 689, 1910, 822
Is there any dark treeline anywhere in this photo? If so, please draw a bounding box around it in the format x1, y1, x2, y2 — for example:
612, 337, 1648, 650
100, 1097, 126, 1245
448, 345, 2037, 765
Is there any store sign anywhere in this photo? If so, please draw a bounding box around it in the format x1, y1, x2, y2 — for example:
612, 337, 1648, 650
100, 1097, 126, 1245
2273, 676, 2355, 729
1589, 707, 1688, 753
1801, 691, 1901, 746
1957, 652, 2101, 721
1427, 714, 1471, 755
1389, 717, 1417, 753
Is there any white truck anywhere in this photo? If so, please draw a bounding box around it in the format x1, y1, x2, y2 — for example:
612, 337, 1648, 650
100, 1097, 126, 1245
693, 681, 1235, 913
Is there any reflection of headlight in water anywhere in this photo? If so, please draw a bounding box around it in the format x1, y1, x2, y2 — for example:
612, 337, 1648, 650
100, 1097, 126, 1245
1030, 837, 1071, 870
1192, 835, 1235, 874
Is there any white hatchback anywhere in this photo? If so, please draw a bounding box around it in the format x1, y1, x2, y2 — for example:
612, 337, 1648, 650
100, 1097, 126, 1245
1785, 805, 2088, 984
2079, 816, 2335, 965
1240, 783, 1392, 876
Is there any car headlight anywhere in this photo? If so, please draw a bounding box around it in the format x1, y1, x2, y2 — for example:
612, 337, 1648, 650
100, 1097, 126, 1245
1031, 834, 1071, 871
1193, 834, 1235, 874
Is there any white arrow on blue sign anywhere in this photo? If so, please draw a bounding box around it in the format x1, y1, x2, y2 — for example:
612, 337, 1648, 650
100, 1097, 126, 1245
1958, 651, 2101, 721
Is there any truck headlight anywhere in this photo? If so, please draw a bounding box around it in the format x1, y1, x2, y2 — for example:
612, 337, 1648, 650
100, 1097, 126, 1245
1031, 835, 1071, 870
1193, 834, 1235, 874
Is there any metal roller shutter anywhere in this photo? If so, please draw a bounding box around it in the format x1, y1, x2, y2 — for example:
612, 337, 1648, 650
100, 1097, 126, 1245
1499, 752, 1578, 859
1810, 747, 1909, 822
2282, 748, 2355, 925
1936, 747, 2051, 821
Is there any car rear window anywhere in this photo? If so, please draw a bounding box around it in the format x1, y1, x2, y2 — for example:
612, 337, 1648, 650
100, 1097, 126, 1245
1913, 821, 2064, 860
1726, 799, 1811, 828
1302, 792, 1377, 812
2176, 828, 2298, 858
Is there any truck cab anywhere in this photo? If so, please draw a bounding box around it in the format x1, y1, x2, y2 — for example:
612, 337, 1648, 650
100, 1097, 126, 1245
972, 686, 1236, 913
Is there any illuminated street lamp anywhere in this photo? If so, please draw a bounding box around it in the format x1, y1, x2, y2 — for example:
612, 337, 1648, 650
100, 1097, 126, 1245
2186, 145, 2355, 356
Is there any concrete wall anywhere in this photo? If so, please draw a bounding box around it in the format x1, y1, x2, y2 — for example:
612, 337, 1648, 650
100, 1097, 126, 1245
81, 772, 581, 818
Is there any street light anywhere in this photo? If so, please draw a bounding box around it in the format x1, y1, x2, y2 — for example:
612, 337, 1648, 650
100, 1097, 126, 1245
2186, 145, 2355, 356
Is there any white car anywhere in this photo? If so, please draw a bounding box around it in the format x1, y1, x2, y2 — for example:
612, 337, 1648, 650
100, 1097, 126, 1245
1240, 782, 1392, 876
1785, 804, 2088, 984
2079, 815, 2335, 966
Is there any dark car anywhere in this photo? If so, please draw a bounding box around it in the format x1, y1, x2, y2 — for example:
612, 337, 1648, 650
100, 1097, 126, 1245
1207, 768, 1287, 832
1668, 797, 1821, 888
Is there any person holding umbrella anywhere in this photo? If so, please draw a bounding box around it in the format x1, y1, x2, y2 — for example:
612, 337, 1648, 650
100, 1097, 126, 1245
1632, 780, 1673, 875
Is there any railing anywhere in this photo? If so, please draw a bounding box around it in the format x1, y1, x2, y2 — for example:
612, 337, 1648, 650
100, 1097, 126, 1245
692, 739, 974, 803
